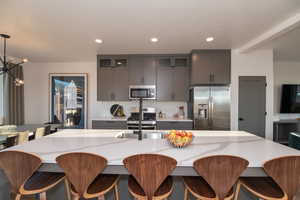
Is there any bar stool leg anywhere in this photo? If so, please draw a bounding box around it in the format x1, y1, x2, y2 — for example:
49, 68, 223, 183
64, 179, 71, 200
183, 187, 189, 200
11, 193, 21, 200
234, 181, 241, 200
39, 192, 46, 200
114, 184, 119, 200
98, 195, 105, 200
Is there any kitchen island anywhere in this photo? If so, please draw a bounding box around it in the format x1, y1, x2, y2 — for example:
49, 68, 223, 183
1, 129, 300, 199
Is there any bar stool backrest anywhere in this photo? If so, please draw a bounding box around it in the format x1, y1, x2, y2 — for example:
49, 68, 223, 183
56, 152, 107, 197
123, 154, 177, 200
263, 156, 300, 200
0, 150, 42, 194
193, 155, 249, 200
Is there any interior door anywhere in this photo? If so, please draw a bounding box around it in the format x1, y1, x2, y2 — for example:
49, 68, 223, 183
210, 86, 231, 130
238, 76, 266, 137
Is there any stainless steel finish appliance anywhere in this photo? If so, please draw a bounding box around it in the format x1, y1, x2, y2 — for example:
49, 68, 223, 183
127, 107, 157, 130
188, 86, 230, 130
129, 85, 156, 100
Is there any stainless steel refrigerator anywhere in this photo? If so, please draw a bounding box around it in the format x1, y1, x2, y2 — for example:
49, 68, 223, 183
188, 86, 230, 130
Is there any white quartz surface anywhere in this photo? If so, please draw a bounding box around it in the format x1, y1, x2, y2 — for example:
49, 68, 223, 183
8, 129, 300, 168
157, 118, 193, 122
92, 117, 127, 121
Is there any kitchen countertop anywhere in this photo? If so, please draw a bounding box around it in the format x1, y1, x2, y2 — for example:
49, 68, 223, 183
92, 117, 193, 122
6, 129, 300, 176
92, 117, 127, 121
157, 117, 193, 122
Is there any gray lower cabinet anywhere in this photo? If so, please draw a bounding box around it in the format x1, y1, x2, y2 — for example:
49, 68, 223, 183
157, 121, 193, 130
97, 65, 129, 101
157, 65, 189, 101
191, 50, 231, 85
92, 120, 127, 129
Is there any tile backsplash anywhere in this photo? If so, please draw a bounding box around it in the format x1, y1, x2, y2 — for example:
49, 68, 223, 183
92, 101, 188, 118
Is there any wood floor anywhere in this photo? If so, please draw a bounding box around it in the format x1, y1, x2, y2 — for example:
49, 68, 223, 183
4, 176, 300, 200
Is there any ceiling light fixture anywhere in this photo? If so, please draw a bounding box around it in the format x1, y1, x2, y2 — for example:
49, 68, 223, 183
95, 39, 103, 44
206, 37, 214, 42
0, 34, 27, 86
150, 37, 158, 43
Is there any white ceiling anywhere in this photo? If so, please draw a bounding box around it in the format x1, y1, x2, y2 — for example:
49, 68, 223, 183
262, 26, 300, 62
1, 0, 300, 62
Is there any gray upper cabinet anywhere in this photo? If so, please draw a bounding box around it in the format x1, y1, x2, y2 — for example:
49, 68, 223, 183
97, 55, 129, 101
191, 50, 231, 85
156, 55, 189, 101
129, 56, 156, 85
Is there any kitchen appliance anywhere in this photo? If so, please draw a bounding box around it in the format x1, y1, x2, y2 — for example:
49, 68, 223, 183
127, 107, 157, 130
129, 85, 156, 100
188, 86, 230, 130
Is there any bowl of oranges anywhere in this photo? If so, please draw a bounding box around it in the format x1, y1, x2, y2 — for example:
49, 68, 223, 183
165, 130, 194, 148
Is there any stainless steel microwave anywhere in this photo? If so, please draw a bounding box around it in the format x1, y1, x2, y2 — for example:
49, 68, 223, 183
129, 85, 156, 100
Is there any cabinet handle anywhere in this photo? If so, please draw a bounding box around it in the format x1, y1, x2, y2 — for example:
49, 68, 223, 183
111, 93, 115, 100
171, 93, 175, 100
209, 74, 215, 83
141, 77, 145, 84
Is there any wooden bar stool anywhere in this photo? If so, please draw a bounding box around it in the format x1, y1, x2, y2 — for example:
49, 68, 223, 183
0, 150, 65, 200
56, 152, 120, 200
123, 154, 177, 200
183, 155, 249, 200
235, 156, 300, 200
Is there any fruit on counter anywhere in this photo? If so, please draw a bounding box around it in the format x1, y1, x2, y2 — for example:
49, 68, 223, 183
166, 130, 194, 148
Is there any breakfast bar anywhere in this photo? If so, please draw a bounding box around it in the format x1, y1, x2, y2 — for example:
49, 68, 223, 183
7, 129, 300, 176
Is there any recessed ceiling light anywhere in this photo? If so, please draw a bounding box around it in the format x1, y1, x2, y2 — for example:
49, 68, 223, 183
95, 39, 103, 44
206, 37, 214, 42
150, 37, 158, 43
22, 58, 28, 63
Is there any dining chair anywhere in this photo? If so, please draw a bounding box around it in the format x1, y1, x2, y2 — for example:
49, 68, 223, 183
183, 155, 249, 200
0, 150, 65, 200
35, 127, 46, 139
235, 156, 300, 200
123, 154, 177, 200
56, 152, 120, 200
17, 131, 29, 145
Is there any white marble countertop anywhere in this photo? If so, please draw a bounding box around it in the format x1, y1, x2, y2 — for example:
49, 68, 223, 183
92, 117, 193, 122
7, 129, 300, 169
92, 117, 127, 121
157, 117, 193, 122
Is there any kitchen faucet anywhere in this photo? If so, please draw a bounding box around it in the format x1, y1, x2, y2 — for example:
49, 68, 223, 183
133, 97, 143, 140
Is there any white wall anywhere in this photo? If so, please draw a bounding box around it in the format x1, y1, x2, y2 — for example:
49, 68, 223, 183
274, 61, 300, 120
231, 49, 274, 140
23, 62, 187, 128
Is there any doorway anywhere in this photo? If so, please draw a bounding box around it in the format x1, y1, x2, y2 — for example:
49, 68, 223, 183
238, 76, 266, 137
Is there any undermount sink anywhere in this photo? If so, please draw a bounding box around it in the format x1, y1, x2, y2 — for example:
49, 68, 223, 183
116, 131, 166, 139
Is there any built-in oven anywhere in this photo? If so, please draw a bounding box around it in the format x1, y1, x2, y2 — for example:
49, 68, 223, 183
127, 107, 157, 130
129, 85, 156, 100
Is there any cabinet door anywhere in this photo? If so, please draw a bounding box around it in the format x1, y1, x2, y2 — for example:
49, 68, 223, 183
157, 121, 193, 130
98, 67, 114, 101
157, 66, 173, 101
129, 56, 156, 85
173, 67, 189, 101
113, 66, 129, 101
190, 52, 213, 85
143, 56, 156, 85
129, 56, 145, 85
210, 50, 231, 84
92, 120, 127, 129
